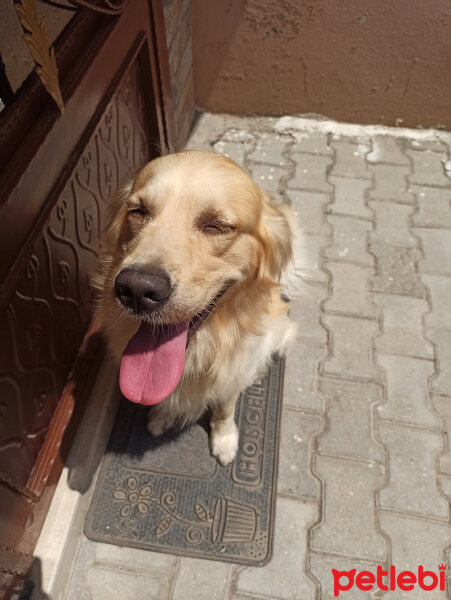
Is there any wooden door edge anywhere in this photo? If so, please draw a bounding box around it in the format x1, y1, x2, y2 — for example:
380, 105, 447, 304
150, 0, 178, 150
26, 316, 105, 497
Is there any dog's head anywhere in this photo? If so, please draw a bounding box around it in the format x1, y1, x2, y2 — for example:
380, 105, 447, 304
96, 151, 293, 405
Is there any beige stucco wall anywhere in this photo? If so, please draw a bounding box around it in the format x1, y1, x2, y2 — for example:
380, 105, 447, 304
191, 0, 451, 129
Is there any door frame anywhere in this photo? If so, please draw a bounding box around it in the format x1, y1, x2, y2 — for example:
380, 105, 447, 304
0, 1, 175, 595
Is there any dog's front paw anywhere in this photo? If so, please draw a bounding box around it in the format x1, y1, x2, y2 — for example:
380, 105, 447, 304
147, 410, 175, 437
210, 423, 239, 466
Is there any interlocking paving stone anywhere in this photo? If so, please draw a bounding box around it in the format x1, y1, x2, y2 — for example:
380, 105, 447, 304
212, 140, 246, 167
369, 164, 414, 203
411, 185, 451, 229
297, 234, 330, 283
440, 474, 451, 498
288, 283, 329, 344
367, 135, 410, 165
94, 541, 176, 572
309, 554, 380, 600
330, 133, 370, 144
374, 294, 433, 358
330, 140, 372, 179
65, 539, 173, 600
311, 456, 386, 560
172, 558, 232, 600
76, 561, 170, 600
278, 409, 323, 500
378, 422, 448, 518
369, 200, 417, 246
371, 243, 425, 297
432, 395, 451, 476
317, 379, 384, 462
235, 497, 317, 600
247, 132, 290, 166
427, 329, 451, 395
283, 340, 326, 412
414, 228, 451, 274
324, 262, 377, 318
232, 596, 278, 600
422, 274, 451, 329
406, 148, 451, 187
250, 163, 286, 200
232, 596, 275, 600
288, 153, 333, 192
378, 511, 450, 600
327, 176, 373, 220
321, 315, 380, 381
325, 216, 374, 266
220, 128, 254, 144
405, 138, 449, 152
291, 131, 332, 155
286, 190, 331, 235
376, 355, 438, 428
186, 114, 228, 151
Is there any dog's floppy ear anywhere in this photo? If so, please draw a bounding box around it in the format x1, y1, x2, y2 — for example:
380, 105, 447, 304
256, 192, 294, 282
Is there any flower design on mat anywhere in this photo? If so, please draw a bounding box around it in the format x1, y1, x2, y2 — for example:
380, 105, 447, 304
113, 477, 152, 517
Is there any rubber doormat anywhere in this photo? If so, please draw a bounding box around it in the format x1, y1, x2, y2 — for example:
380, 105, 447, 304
85, 355, 284, 566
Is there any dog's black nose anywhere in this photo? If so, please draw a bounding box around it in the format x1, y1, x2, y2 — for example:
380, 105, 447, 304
115, 267, 172, 314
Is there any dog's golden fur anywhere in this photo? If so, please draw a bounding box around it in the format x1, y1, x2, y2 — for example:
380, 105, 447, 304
94, 150, 299, 464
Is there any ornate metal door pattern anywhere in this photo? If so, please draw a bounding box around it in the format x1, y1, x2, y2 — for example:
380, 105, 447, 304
0, 1, 171, 595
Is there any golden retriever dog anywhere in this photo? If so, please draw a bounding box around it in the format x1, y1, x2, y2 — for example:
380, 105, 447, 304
94, 150, 300, 465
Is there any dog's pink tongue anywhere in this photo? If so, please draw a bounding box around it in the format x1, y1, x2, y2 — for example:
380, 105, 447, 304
119, 321, 189, 405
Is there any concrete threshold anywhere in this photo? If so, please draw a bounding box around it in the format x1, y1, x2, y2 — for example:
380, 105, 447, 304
31, 353, 120, 600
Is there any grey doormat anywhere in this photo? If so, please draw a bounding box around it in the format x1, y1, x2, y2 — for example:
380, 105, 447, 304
85, 355, 284, 566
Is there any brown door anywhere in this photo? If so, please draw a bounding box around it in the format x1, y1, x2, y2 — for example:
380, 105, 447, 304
0, 2, 173, 596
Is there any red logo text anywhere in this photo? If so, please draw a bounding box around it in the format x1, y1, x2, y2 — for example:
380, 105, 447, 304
332, 565, 446, 597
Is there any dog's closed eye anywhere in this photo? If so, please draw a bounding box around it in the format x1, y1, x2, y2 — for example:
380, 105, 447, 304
196, 209, 236, 235
126, 198, 153, 221
203, 223, 235, 235
128, 207, 146, 216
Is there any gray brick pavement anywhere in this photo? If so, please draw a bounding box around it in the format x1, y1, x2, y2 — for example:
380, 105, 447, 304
373, 293, 433, 358
288, 153, 333, 192
406, 148, 451, 187
317, 378, 384, 463
247, 132, 289, 166
369, 163, 414, 203
325, 215, 374, 265
376, 355, 438, 427
323, 262, 377, 318
311, 455, 386, 561
327, 176, 373, 220
60, 114, 451, 600
291, 131, 332, 156
411, 186, 451, 228
329, 139, 372, 179
371, 243, 425, 297
367, 135, 409, 165
415, 228, 451, 274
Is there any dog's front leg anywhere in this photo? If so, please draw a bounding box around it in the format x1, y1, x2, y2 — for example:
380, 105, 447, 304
210, 398, 239, 466
147, 402, 177, 437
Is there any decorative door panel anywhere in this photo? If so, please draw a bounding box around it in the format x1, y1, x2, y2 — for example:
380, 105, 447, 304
1, 54, 149, 492
0, 1, 172, 596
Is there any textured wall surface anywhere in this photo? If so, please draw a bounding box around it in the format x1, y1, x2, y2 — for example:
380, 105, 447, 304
163, 0, 195, 147
191, 0, 451, 129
